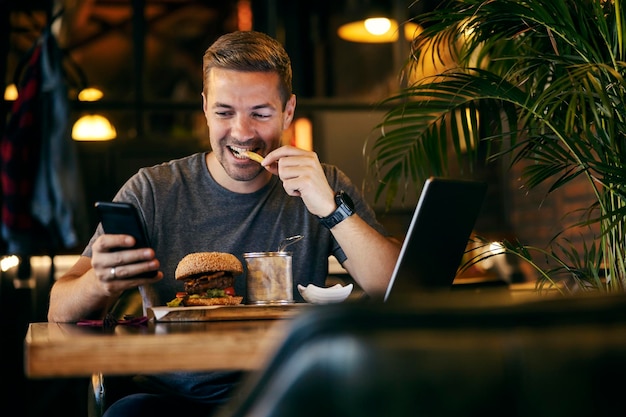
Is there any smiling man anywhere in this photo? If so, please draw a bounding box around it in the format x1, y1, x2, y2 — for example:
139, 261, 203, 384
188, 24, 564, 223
203, 66, 293, 189
48, 31, 401, 417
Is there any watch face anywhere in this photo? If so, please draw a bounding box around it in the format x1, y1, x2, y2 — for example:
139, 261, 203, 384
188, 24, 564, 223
336, 191, 355, 211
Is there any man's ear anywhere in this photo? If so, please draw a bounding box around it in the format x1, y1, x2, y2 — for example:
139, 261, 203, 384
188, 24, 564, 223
283, 94, 296, 129
201, 92, 207, 113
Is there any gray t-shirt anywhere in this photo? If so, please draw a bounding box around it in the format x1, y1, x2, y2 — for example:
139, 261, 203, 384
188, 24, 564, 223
84, 152, 387, 309
84, 152, 388, 404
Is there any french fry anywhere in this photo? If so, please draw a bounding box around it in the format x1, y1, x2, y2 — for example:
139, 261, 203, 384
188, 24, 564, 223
244, 150, 264, 163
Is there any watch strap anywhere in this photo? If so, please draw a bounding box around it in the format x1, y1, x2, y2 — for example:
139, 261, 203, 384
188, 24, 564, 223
319, 191, 355, 229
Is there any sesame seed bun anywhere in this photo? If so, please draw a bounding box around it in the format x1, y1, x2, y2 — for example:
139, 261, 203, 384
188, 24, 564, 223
175, 252, 243, 281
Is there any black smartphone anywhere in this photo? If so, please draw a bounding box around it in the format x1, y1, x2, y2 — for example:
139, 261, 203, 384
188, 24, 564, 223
95, 201, 158, 278
95, 201, 151, 249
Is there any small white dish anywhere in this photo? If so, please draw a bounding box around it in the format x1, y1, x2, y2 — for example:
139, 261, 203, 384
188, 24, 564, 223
297, 283, 353, 304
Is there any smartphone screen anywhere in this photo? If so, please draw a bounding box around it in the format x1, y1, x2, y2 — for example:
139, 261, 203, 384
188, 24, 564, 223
95, 201, 158, 278
95, 201, 150, 249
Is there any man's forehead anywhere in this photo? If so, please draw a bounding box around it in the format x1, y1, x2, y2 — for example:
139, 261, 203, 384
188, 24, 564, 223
206, 70, 282, 106
207, 67, 280, 84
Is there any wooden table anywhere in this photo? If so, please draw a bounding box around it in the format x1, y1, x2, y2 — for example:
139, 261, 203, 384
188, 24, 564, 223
25, 289, 548, 379
24, 311, 299, 379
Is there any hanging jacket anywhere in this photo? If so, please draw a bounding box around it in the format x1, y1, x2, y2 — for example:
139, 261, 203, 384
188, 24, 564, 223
1, 25, 89, 256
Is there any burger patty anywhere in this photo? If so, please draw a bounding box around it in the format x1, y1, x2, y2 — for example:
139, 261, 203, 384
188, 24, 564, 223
183, 271, 235, 294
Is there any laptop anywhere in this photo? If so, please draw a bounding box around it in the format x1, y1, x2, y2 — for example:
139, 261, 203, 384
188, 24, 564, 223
384, 177, 488, 302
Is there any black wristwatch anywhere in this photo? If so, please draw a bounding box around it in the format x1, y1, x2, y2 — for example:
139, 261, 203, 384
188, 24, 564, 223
319, 190, 355, 229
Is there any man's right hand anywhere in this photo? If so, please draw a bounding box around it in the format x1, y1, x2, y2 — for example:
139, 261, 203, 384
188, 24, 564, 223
48, 236, 162, 323
91, 233, 162, 294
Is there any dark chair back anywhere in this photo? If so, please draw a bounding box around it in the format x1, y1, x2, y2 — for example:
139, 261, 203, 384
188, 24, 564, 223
217, 292, 626, 417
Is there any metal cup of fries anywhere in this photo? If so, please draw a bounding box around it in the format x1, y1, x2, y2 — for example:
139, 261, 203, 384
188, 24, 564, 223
243, 251, 293, 304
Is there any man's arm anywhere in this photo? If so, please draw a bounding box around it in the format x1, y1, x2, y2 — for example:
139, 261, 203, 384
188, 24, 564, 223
262, 145, 401, 298
326, 215, 401, 298
48, 256, 119, 322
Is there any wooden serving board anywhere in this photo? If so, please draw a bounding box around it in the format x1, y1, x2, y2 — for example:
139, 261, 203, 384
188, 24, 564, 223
148, 303, 308, 322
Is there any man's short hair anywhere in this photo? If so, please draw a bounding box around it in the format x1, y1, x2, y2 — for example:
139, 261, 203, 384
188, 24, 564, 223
203, 31, 293, 107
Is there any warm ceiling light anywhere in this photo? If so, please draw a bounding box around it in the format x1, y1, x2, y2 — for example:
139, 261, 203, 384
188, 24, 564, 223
4, 83, 18, 101
72, 114, 117, 141
73, 87, 115, 141
78, 87, 104, 101
364, 17, 391, 35
338, 19, 419, 43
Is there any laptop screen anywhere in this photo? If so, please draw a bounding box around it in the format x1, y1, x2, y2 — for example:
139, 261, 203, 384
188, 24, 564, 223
384, 177, 487, 302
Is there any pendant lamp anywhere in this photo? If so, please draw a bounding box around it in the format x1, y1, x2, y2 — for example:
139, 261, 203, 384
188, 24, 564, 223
71, 87, 117, 141
338, 17, 419, 43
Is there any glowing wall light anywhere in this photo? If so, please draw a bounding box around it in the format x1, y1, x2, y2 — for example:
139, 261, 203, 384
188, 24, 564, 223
4, 83, 18, 101
72, 87, 117, 141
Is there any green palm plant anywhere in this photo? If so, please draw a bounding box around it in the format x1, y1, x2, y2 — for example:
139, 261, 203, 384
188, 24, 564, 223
366, 0, 626, 293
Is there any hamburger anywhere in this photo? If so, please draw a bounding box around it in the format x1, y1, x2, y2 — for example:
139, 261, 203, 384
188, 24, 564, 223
167, 252, 244, 307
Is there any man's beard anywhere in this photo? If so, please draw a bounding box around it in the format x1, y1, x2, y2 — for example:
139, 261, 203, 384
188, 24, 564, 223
218, 147, 265, 181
